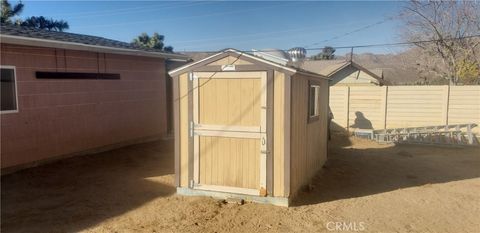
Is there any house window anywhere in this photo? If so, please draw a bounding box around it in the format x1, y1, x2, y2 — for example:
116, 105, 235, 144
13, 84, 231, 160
1, 66, 18, 112
308, 83, 320, 122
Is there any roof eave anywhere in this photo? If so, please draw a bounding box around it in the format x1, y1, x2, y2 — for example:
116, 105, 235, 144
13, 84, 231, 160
0, 34, 189, 60
168, 48, 298, 77
296, 70, 329, 80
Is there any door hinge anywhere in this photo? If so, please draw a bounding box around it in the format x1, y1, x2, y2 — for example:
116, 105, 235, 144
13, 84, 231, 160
189, 121, 194, 137
189, 73, 193, 81
261, 150, 270, 154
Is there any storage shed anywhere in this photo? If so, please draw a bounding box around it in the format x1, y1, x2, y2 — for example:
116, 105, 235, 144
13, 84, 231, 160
169, 49, 329, 206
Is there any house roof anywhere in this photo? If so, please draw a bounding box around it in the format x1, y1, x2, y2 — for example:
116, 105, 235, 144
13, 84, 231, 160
169, 48, 328, 79
301, 60, 350, 76
301, 59, 385, 85
0, 24, 188, 60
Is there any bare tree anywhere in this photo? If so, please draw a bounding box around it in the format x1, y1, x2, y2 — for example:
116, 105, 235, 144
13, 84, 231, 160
400, 0, 480, 85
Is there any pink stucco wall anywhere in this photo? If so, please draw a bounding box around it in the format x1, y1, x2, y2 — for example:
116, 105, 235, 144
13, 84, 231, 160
0, 43, 168, 169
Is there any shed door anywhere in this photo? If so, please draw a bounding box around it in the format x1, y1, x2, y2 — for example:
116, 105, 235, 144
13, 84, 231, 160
192, 71, 268, 196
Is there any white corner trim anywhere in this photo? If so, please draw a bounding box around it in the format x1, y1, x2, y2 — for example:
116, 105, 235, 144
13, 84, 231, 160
168, 48, 298, 76
0, 65, 19, 114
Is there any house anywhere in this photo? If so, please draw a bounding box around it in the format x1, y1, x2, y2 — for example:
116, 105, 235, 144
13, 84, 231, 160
168, 48, 329, 206
301, 60, 387, 86
0, 25, 188, 173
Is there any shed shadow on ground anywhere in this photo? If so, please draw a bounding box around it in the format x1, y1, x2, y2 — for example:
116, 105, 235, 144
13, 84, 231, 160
291, 124, 480, 206
1, 140, 175, 233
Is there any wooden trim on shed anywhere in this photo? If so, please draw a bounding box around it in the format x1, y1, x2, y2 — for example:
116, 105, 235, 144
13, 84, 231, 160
193, 75, 200, 184
169, 49, 299, 77
173, 75, 180, 187
193, 184, 260, 196
266, 70, 274, 196
188, 72, 194, 187
284, 74, 292, 197
192, 64, 271, 72
193, 71, 266, 79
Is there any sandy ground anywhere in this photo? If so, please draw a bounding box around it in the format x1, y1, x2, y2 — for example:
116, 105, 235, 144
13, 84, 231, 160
2, 134, 480, 233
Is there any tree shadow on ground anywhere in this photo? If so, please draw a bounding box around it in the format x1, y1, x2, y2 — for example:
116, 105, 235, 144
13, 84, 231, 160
292, 129, 480, 206
1, 140, 176, 233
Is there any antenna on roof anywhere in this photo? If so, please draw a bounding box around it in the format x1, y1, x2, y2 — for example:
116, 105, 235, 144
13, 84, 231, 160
349, 47, 353, 62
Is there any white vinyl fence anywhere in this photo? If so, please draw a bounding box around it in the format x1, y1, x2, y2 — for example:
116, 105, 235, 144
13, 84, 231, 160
329, 85, 480, 134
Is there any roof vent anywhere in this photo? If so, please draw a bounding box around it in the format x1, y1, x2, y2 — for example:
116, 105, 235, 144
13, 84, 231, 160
287, 47, 307, 62
252, 49, 289, 65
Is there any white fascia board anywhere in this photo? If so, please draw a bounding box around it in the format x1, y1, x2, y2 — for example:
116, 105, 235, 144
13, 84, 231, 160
168, 48, 297, 76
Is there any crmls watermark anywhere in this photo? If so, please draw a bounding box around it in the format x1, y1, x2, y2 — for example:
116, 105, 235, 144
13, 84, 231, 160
326, 221, 366, 231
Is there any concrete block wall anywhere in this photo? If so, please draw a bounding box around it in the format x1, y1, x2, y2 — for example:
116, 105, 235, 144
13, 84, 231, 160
0, 44, 168, 169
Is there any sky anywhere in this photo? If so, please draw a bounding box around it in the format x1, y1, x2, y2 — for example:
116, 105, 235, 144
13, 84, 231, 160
20, 1, 407, 55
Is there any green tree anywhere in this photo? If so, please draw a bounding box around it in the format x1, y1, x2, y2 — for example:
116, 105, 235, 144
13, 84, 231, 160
311, 46, 336, 60
132, 32, 173, 52
1, 0, 69, 31
0, 0, 24, 24
457, 60, 480, 84
20, 16, 69, 32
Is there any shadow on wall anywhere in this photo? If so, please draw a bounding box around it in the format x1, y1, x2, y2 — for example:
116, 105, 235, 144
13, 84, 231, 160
1, 140, 175, 233
350, 111, 373, 129
292, 124, 480, 206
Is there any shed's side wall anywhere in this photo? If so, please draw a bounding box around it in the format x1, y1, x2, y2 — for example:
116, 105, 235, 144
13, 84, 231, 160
1, 43, 168, 170
290, 74, 329, 196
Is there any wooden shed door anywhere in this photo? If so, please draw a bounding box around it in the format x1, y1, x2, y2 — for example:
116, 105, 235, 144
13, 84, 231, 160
192, 71, 268, 196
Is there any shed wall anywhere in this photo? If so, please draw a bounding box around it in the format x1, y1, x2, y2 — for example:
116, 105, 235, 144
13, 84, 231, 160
1, 43, 168, 169
290, 74, 329, 196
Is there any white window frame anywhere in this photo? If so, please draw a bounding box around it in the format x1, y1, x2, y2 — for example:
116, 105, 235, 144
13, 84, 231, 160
1, 65, 19, 114
308, 82, 321, 123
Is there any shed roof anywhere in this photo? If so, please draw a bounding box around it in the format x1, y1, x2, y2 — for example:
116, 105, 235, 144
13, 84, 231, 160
169, 48, 327, 79
0, 24, 188, 60
301, 60, 385, 85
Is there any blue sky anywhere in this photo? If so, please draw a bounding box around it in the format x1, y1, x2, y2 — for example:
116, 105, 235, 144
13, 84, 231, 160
20, 1, 406, 55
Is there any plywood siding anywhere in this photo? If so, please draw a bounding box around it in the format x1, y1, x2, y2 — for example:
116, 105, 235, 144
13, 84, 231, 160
199, 136, 260, 189
178, 73, 189, 187
273, 71, 285, 197
207, 56, 253, 66
290, 75, 329, 196
198, 78, 260, 126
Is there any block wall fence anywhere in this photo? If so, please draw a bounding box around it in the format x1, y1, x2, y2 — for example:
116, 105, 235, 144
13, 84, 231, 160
329, 85, 480, 134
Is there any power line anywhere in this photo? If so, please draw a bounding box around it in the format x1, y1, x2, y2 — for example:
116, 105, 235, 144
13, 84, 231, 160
66, 2, 213, 20
183, 34, 480, 53
74, 3, 290, 29
311, 34, 480, 50
303, 17, 395, 48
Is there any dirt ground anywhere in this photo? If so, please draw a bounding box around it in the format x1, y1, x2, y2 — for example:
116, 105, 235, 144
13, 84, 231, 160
2, 134, 480, 233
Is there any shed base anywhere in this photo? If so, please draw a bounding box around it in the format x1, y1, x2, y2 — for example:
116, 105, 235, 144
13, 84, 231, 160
176, 187, 290, 207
